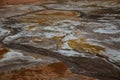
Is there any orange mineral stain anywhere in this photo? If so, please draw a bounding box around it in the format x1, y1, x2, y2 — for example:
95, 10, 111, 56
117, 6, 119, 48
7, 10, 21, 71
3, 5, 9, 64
0, 47, 9, 59
47, 62, 68, 75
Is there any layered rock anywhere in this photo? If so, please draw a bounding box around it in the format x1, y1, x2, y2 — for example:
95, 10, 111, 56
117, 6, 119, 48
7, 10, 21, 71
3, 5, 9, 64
0, 0, 120, 80
0, 45, 97, 80
0, 62, 97, 80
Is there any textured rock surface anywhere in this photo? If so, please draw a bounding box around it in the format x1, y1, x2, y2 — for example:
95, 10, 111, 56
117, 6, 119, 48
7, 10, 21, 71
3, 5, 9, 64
0, 0, 120, 80
0, 0, 38, 5
0, 45, 97, 80
0, 62, 97, 80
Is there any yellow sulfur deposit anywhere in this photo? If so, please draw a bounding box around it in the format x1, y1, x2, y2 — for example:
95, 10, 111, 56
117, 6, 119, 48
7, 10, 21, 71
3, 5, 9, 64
68, 39, 105, 55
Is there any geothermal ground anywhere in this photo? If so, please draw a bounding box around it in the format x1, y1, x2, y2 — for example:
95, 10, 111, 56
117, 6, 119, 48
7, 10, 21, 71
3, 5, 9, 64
0, 0, 120, 80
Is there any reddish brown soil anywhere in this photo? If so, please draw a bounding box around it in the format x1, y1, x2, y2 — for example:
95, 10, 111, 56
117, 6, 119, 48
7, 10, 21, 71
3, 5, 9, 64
0, 62, 97, 80
0, 45, 9, 59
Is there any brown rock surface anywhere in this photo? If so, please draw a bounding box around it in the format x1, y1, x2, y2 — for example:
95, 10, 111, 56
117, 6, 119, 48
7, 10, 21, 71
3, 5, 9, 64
0, 0, 120, 5
0, 45, 97, 80
0, 0, 120, 80
0, 62, 97, 80
0, 45, 9, 59
0, 0, 38, 5
18, 10, 80, 26
0, 0, 58, 5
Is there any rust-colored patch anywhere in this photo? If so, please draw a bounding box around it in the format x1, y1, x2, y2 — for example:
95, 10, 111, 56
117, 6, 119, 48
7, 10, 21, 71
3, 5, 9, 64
19, 10, 80, 26
0, 47, 9, 59
68, 39, 105, 55
0, 65, 56, 80
47, 62, 68, 75
37, 10, 80, 17
0, 62, 97, 80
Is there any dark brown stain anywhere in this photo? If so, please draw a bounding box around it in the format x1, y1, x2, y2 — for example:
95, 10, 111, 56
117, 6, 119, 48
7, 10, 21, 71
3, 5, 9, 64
0, 47, 9, 59
48, 62, 68, 75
